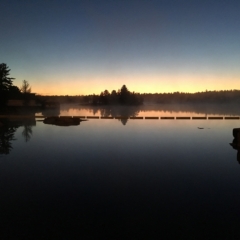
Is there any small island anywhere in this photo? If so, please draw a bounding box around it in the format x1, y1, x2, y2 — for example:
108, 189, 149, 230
90, 85, 143, 106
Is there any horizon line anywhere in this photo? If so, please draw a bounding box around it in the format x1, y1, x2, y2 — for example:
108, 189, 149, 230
35, 88, 240, 96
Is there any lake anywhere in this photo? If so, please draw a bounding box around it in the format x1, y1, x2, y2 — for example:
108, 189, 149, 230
1, 104, 240, 239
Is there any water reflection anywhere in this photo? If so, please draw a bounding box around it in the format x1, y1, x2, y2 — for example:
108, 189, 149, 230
140, 103, 240, 116
60, 105, 140, 125
22, 124, 33, 142
41, 107, 60, 117
0, 117, 36, 154
101, 107, 139, 125
1, 117, 240, 238
119, 118, 128, 126
0, 120, 18, 154
60, 103, 240, 118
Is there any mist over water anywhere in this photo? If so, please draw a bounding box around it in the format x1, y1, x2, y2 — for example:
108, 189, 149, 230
54, 103, 240, 118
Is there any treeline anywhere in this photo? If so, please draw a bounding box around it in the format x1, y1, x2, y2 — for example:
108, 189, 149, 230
91, 85, 143, 105
143, 90, 240, 104
40, 89, 240, 105
39, 85, 144, 105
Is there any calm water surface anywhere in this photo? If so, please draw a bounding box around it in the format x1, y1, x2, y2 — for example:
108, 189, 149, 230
56, 103, 240, 118
1, 108, 240, 239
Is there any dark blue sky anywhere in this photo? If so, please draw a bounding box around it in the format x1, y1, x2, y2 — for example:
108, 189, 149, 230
1, 0, 240, 95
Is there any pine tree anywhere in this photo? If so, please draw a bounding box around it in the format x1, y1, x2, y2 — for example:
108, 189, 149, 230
0, 63, 15, 106
0, 63, 14, 92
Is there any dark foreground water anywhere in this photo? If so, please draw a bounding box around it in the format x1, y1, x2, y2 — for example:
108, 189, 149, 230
1, 117, 240, 239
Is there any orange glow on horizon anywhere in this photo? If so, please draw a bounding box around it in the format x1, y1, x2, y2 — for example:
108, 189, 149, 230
24, 74, 240, 96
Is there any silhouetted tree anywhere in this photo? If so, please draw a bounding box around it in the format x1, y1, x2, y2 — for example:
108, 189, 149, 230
20, 80, 31, 94
0, 63, 15, 106
99, 90, 110, 104
119, 85, 130, 104
110, 90, 118, 104
20, 80, 32, 106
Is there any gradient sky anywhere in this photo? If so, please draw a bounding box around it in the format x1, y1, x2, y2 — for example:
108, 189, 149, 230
1, 0, 240, 95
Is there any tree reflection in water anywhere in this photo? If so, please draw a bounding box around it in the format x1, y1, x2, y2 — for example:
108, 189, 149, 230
0, 120, 18, 154
22, 124, 32, 142
0, 117, 35, 154
99, 106, 140, 125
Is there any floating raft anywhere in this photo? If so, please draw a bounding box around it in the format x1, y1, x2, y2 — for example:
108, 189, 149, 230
43, 116, 86, 126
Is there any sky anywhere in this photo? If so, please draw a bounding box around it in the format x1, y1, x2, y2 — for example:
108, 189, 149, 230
1, 0, 240, 95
